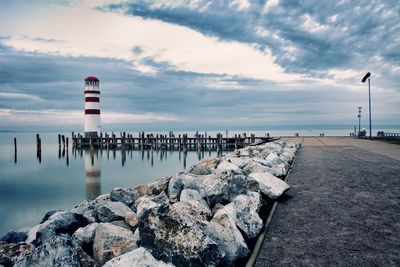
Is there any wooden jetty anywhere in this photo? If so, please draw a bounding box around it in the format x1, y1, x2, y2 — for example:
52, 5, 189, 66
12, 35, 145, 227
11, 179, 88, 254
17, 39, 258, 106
72, 131, 273, 151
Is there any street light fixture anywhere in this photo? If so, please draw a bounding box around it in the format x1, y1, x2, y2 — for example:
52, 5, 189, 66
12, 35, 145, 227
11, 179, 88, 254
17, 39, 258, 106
357, 107, 362, 137
361, 72, 372, 138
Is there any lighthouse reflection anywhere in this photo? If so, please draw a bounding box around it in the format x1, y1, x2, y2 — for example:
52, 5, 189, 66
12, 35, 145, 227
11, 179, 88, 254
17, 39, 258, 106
84, 149, 101, 200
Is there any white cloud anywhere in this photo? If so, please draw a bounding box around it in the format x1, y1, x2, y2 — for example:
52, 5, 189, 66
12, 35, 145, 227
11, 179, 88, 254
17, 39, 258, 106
0, 92, 44, 101
0, 109, 180, 126
263, 0, 279, 14
0, 2, 305, 82
301, 14, 327, 33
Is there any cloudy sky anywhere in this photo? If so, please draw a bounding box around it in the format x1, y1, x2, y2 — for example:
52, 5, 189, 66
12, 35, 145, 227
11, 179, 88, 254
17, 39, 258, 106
0, 0, 399, 132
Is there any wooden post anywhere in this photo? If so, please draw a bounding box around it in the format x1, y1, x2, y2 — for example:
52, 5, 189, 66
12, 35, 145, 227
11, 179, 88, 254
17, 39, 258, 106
58, 134, 61, 146
14, 138, 17, 163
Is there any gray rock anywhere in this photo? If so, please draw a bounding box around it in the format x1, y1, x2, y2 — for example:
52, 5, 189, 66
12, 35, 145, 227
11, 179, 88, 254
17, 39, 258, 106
148, 176, 172, 195
135, 196, 160, 219
225, 157, 246, 169
231, 192, 263, 239
124, 211, 138, 229
103, 247, 173, 267
216, 160, 241, 173
36, 211, 88, 244
71, 200, 97, 223
0, 241, 34, 266
25, 224, 41, 244
167, 172, 203, 203
72, 222, 98, 254
242, 161, 273, 176
14, 235, 81, 267
40, 209, 63, 223
179, 188, 209, 209
248, 172, 290, 199
110, 188, 139, 207
96, 201, 133, 223
200, 172, 258, 206
110, 220, 132, 231
0, 230, 27, 244
93, 223, 137, 265
189, 158, 221, 175
139, 204, 223, 266
206, 205, 249, 265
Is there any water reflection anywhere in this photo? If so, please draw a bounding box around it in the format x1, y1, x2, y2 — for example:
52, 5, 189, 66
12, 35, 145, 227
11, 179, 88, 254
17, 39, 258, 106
85, 149, 101, 200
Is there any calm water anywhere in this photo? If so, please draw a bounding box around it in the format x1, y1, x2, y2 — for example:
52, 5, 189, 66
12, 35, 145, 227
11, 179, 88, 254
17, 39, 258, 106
1, 127, 398, 234
0, 133, 220, 235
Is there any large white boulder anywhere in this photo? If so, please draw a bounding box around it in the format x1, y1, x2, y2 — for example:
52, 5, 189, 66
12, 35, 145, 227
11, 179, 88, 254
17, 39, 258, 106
249, 172, 290, 199
103, 247, 174, 267
206, 205, 249, 265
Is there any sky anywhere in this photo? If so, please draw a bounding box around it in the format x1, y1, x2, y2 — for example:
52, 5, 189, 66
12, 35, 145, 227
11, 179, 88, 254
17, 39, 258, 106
0, 0, 399, 132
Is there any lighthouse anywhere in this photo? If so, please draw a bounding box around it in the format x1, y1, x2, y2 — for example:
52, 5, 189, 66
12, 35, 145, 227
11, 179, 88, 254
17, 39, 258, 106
84, 76, 101, 138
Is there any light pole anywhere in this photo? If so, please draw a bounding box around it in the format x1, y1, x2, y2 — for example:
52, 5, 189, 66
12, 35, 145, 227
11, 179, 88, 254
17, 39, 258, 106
361, 72, 372, 138
357, 107, 362, 137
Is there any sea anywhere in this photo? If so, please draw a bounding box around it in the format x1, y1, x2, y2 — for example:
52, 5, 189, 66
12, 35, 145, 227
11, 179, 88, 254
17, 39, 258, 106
0, 127, 398, 235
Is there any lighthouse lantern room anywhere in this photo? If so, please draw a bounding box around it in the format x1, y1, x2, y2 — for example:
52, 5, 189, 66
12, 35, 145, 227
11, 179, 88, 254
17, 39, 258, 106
84, 76, 101, 138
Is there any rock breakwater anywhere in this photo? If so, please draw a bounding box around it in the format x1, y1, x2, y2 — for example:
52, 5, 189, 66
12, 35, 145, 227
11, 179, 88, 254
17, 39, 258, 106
0, 140, 299, 267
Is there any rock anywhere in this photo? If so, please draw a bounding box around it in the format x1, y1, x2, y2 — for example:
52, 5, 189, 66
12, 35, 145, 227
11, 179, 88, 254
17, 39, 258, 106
211, 203, 225, 217
103, 247, 173, 267
110, 188, 139, 207
148, 176, 172, 195
150, 191, 170, 206
189, 158, 221, 175
231, 193, 263, 239
167, 172, 203, 203
216, 160, 241, 173
0, 241, 34, 266
95, 194, 112, 203
200, 172, 258, 206
200, 173, 230, 206
135, 197, 160, 219
25, 224, 41, 244
110, 220, 132, 231
76, 246, 95, 267
0, 230, 27, 244
96, 201, 133, 223
93, 223, 137, 265
265, 152, 279, 162
40, 210, 63, 223
124, 212, 138, 229
72, 223, 98, 255
206, 205, 249, 265
180, 188, 209, 209
132, 228, 141, 247
36, 211, 88, 244
248, 172, 290, 199
71, 200, 97, 223
14, 235, 81, 267
135, 184, 151, 197
173, 201, 211, 221
225, 157, 246, 168
270, 163, 288, 177
228, 173, 259, 200
242, 161, 273, 176
139, 204, 223, 267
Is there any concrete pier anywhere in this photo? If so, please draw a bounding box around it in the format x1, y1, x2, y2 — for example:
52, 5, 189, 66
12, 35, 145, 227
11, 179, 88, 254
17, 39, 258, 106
255, 137, 400, 266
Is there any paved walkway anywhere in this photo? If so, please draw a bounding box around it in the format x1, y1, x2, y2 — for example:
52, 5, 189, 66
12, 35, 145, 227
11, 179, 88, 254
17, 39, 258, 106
255, 137, 400, 267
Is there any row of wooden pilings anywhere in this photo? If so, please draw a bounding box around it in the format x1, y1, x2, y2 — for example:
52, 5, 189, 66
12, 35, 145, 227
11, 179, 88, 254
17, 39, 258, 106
71, 131, 262, 151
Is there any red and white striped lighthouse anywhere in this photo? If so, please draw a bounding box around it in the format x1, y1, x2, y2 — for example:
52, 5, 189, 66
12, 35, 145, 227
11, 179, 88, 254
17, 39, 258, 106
84, 76, 101, 137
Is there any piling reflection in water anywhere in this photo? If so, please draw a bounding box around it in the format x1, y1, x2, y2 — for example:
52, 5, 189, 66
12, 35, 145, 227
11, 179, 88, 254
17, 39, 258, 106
85, 149, 101, 200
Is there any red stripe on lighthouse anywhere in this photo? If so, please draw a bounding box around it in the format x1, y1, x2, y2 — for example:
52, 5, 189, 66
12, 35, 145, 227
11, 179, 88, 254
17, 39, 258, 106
84, 90, 100, 94
85, 97, 100, 102
85, 109, 100, 114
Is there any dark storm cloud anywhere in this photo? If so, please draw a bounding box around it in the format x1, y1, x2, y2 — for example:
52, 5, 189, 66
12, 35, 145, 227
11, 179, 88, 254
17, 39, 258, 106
106, 0, 400, 76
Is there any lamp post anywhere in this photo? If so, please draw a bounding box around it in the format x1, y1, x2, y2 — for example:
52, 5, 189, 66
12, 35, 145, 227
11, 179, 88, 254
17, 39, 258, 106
357, 107, 362, 137
361, 72, 372, 138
